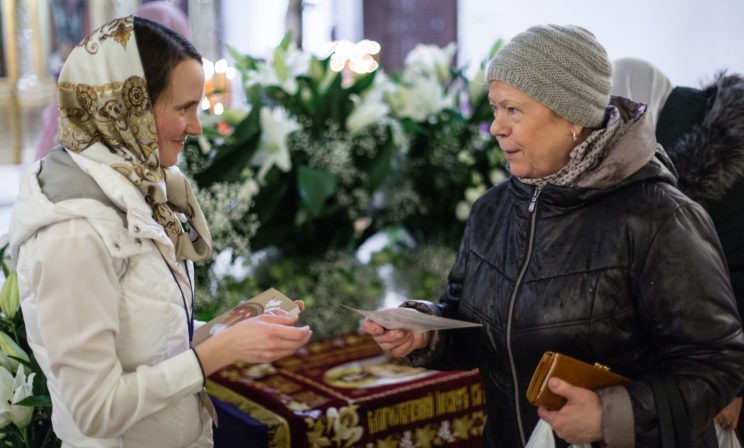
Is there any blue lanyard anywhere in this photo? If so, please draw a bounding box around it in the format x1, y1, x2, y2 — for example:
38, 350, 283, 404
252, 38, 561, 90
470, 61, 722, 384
163, 258, 194, 342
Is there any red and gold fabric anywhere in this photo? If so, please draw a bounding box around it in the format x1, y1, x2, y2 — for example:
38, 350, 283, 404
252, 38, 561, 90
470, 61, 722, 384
208, 333, 486, 447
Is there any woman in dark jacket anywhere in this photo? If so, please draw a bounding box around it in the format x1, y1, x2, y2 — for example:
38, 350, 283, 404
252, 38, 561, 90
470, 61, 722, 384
363, 25, 744, 448
614, 57, 744, 441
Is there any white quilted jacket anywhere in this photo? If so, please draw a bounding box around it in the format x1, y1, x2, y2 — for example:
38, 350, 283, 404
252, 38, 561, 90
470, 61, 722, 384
9, 150, 212, 447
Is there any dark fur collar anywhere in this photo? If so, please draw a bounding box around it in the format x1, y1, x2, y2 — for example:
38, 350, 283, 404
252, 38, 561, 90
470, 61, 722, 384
665, 73, 744, 206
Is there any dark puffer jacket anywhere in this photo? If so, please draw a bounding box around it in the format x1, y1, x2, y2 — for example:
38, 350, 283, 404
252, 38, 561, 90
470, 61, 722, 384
408, 98, 744, 448
660, 73, 744, 439
660, 73, 744, 329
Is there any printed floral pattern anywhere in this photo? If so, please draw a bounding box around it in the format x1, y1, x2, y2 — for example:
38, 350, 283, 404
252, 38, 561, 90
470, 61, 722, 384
304, 404, 363, 448
79, 17, 134, 54
122, 76, 149, 116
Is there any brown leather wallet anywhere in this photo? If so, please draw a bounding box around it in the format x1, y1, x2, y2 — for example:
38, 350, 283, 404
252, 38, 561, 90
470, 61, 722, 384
526, 351, 630, 410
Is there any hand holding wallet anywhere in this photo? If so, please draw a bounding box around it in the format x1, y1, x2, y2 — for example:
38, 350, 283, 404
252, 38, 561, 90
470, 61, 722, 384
526, 351, 630, 410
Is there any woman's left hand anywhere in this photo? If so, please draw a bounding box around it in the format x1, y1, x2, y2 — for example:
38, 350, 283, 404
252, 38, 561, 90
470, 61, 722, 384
715, 396, 742, 431
537, 378, 603, 444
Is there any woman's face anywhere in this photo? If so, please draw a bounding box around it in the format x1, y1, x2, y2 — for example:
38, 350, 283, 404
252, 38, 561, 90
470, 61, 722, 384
488, 80, 576, 179
152, 59, 205, 168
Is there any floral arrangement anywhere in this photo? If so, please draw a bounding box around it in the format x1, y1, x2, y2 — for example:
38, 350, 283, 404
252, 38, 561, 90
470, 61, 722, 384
181, 34, 398, 332
181, 35, 508, 336
182, 34, 401, 260
0, 243, 59, 447
382, 41, 507, 248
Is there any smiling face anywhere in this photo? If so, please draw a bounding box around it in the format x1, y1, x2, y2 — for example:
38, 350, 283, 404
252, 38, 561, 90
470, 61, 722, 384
152, 58, 205, 168
488, 80, 577, 179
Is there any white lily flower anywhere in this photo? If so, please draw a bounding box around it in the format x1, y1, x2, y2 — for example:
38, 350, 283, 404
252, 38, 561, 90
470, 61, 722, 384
346, 72, 395, 135
402, 43, 456, 84
387, 77, 455, 122
468, 66, 487, 107
0, 366, 14, 429
252, 107, 301, 182
244, 42, 310, 95
346, 91, 389, 136
10, 364, 34, 428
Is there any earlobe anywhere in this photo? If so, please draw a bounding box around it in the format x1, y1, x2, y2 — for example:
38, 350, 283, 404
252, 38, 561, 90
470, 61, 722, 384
569, 126, 585, 143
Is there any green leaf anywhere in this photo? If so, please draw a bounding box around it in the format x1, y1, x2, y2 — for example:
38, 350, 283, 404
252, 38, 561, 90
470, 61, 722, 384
193, 108, 261, 187
323, 74, 353, 128
488, 38, 504, 60
230, 105, 261, 143
15, 395, 52, 408
227, 45, 258, 72
0, 243, 8, 277
364, 127, 395, 192
346, 70, 377, 95
273, 46, 289, 81
297, 166, 337, 218
278, 32, 293, 52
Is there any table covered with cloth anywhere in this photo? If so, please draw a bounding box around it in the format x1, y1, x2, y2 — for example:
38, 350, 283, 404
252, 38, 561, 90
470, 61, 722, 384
208, 333, 486, 447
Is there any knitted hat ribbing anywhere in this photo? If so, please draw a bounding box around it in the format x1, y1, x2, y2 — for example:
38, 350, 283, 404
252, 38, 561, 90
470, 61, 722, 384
486, 24, 612, 127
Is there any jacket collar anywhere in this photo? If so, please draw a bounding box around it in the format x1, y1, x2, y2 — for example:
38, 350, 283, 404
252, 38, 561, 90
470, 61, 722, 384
664, 73, 744, 206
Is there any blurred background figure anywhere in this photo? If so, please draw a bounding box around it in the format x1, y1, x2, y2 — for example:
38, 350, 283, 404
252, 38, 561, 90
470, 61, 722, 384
35, 1, 192, 161
135, 0, 191, 39
611, 57, 672, 127
613, 56, 744, 439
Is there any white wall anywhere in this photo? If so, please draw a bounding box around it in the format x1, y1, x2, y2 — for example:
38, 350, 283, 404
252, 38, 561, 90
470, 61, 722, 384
458, 0, 744, 87
221, 0, 361, 59
222, 0, 744, 86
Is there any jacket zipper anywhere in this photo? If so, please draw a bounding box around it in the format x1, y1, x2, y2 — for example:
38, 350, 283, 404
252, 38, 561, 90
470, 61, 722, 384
507, 186, 542, 447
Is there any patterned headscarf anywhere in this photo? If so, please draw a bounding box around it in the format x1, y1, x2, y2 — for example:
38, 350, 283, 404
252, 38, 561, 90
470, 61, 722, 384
57, 16, 211, 262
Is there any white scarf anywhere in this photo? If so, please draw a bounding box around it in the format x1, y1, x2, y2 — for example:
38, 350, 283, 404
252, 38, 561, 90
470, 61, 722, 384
57, 16, 211, 261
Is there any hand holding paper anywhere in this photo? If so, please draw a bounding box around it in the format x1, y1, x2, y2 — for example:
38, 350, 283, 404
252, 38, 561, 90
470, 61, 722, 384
193, 288, 300, 346
344, 305, 482, 334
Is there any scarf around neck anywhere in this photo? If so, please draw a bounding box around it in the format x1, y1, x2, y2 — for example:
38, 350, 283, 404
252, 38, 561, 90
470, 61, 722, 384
519, 107, 623, 189
56, 15, 211, 261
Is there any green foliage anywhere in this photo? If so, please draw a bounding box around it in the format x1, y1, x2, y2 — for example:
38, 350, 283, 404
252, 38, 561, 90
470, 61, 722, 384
0, 244, 60, 447
181, 35, 508, 334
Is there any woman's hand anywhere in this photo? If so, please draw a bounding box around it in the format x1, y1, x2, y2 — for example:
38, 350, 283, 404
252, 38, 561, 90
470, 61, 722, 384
361, 318, 429, 358
194, 309, 312, 377
537, 378, 603, 444
715, 396, 742, 431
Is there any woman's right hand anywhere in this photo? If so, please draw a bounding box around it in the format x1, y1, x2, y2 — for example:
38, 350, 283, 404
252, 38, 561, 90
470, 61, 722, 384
194, 309, 312, 376
361, 318, 430, 358
230, 310, 312, 363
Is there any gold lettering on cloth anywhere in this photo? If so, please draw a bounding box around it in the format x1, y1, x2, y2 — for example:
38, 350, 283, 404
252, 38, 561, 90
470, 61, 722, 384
262, 375, 302, 394
470, 382, 485, 406
435, 387, 470, 415
367, 393, 436, 434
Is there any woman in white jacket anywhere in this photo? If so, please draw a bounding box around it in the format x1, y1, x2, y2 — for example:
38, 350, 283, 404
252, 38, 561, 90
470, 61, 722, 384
9, 16, 312, 447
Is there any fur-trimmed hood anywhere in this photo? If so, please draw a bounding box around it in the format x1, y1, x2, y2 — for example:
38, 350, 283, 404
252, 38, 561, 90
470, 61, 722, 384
664, 73, 744, 207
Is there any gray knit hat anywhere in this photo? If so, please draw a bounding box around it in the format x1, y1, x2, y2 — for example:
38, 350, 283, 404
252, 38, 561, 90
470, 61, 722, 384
487, 24, 612, 128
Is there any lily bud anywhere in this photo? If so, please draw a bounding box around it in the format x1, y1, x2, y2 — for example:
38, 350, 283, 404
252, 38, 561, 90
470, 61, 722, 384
0, 272, 19, 320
